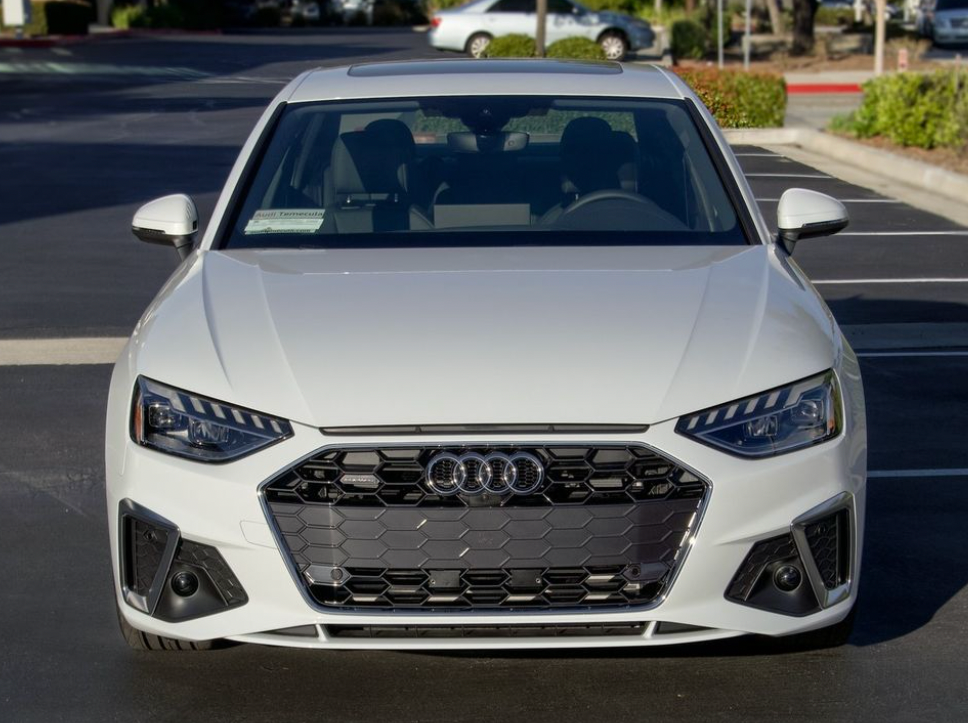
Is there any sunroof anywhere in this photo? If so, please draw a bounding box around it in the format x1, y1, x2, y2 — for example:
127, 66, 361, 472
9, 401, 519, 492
348, 59, 624, 78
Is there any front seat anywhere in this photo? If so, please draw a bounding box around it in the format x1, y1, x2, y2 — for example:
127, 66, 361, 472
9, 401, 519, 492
324, 119, 432, 234
541, 117, 635, 224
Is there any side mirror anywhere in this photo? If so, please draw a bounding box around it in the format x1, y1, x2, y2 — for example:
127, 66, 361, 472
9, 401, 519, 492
132, 194, 199, 260
776, 188, 848, 255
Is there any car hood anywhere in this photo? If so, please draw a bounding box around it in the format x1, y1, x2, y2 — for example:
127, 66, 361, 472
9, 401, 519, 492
132, 245, 837, 428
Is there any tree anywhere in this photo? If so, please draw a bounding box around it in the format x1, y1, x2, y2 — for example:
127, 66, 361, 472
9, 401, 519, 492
791, 0, 819, 55
765, 0, 784, 34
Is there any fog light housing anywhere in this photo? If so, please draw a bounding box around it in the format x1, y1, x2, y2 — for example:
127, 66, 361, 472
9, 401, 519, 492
774, 565, 802, 592
171, 571, 199, 597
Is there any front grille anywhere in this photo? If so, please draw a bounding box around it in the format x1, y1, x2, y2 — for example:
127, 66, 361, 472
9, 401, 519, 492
264, 445, 707, 611
326, 622, 647, 638
264, 445, 704, 508
311, 565, 663, 609
804, 510, 850, 590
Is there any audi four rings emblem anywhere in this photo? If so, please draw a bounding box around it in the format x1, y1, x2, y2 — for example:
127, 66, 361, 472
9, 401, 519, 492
425, 452, 545, 496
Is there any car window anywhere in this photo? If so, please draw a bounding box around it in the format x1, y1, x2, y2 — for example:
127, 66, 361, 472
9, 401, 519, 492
222, 96, 748, 249
488, 0, 536, 12
547, 0, 575, 13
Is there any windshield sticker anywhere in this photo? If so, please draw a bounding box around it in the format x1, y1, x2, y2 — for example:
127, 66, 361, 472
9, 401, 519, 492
244, 209, 324, 235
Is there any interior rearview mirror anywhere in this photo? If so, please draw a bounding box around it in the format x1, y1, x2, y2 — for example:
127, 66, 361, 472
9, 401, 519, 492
132, 194, 199, 260
776, 188, 848, 255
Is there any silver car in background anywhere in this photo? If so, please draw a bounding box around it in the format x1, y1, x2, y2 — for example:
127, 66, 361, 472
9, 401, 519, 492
428, 0, 655, 60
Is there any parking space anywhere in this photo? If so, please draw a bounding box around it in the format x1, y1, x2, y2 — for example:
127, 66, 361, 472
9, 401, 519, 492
1, 37, 968, 721
734, 145, 968, 326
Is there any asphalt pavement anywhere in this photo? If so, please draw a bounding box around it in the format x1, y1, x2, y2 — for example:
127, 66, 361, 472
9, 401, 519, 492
1, 30, 967, 722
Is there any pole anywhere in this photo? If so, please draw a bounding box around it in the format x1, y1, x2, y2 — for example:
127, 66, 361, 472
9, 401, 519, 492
743, 0, 752, 70
536, 0, 547, 57
96, 0, 111, 26
717, 0, 724, 68
874, 0, 886, 75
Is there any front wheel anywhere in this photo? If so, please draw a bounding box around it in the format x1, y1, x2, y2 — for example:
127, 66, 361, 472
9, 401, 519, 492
466, 32, 492, 58
599, 31, 628, 61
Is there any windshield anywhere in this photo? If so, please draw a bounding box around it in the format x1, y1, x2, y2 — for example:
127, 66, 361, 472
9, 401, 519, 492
222, 96, 748, 249
937, 0, 968, 9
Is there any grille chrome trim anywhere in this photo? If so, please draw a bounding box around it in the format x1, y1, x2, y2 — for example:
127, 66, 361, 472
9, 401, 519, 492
321, 424, 650, 436
258, 441, 712, 617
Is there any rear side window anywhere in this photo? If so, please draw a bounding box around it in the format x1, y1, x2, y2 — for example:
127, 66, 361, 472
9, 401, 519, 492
222, 96, 747, 249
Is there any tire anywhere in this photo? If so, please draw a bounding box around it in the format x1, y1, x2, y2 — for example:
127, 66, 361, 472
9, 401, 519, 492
116, 600, 219, 652
466, 32, 492, 58
599, 31, 628, 61
772, 602, 857, 652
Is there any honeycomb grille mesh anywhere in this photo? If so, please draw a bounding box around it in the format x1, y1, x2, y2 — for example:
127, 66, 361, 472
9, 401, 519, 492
804, 510, 849, 590
176, 540, 248, 608
128, 517, 169, 596
265, 445, 707, 611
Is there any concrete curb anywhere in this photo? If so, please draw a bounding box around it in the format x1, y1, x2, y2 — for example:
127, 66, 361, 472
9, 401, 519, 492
723, 127, 968, 207
0, 27, 222, 48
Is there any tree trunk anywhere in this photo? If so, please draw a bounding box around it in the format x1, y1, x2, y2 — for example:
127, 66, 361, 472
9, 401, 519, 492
765, 0, 784, 34
685, 0, 695, 13
791, 0, 818, 55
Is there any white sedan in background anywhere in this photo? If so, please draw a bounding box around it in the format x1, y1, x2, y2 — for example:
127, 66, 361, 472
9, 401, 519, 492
429, 0, 655, 59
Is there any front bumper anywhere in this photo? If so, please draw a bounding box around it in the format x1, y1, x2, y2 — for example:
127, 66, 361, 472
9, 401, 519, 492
107, 384, 866, 649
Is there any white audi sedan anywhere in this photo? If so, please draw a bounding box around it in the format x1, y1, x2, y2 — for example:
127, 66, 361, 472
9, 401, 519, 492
428, 0, 655, 59
108, 59, 866, 653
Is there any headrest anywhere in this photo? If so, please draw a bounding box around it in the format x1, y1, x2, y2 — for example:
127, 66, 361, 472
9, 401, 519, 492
560, 118, 635, 195
331, 119, 415, 199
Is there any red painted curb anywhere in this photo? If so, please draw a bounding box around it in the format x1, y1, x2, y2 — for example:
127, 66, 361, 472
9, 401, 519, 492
787, 83, 863, 94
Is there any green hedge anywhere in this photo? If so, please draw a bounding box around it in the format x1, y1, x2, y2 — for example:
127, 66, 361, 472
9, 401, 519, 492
670, 19, 707, 60
482, 35, 609, 60
814, 6, 854, 25
833, 70, 968, 149
546, 36, 605, 60
1, 0, 92, 35
110, 0, 223, 30
676, 67, 787, 128
483, 33, 536, 58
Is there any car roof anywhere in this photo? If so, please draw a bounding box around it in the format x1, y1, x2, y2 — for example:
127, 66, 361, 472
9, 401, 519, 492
286, 59, 685, 104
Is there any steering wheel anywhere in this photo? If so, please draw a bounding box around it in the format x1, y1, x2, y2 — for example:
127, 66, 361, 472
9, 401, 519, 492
561, 189, 656, 216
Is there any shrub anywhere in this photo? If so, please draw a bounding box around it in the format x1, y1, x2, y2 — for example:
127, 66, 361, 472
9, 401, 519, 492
111, 1, 206, 29
581, 0, 637, 12
110, 3, 142, 28
670, 19, 707, 60
1, 0, 94, 35
251, 5, 281, 26
675, 67, 787, 128
546, 36, 605, 60
483, 33, 535, 58
837, 70, 968, 149
372, 0, 426, 25
814, 6, 854, 25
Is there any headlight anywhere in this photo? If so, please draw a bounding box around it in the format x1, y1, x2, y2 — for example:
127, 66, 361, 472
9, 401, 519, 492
131, 377, 293, 462
676, 371, 842, 458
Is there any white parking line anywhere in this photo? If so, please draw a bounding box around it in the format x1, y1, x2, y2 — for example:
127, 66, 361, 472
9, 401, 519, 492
0, 337, 126, 366
869, 469, 968, 478
744, 173, 832, 178
837, 231, 968, 236
858, 351, 968, 358
813, 278, 968, 284
756, 198, 902, 203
